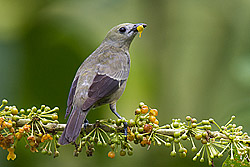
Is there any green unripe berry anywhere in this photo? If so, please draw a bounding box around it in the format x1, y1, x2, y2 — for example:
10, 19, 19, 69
178, 147, 185, 153
97, 141, 103, 146
200, 157, 204, 162
165, 142, 171, 147
192, 123, 197, 128
44, 106, 51, 112
203, 125, 211, 130
110, 144, 115, 149
12, 115, 19, 121
191, 118, 197, 123
128, 119, 135, 127
116, 119, 122, 126
168, 136, 174, 142
201, 138, 207, 144
89, 137, 94, 142
191, 147, 197, 152
41, 149, 47, 154
202, 132, 207, 138
195, 133, 202, 140
120, 149, 126, 156
4, 106, 9, 111
32, 106, 37, 112
193, 156, 197, 161
165, 124, 170, 129
181, 134, 188, 140
174, 138, 180, 143
173, 122, 179, 128
210, 154, 214, 159
138, 127, 144, 133
209, 118, 214, 123
174, 131, 180, 138
202, 120, 210, 125
11, 107, 18, 115
54, 151, 60, 157
170, 151, 176, 157
52, 114, 58, 120
186, 116, 191, 121
47, 150, 52, 156
107, 118, 112, 123
179, 152, 186, 158
139, 102, 145, 108
138, 121, 143, 127
218, 153, 223, 158
127, 150, 133, 156
20, 109, 25, 114
2, 99, 8, 105
53, 107, 59, 112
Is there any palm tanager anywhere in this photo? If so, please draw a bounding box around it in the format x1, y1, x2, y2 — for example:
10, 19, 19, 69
59, 23, 147, 145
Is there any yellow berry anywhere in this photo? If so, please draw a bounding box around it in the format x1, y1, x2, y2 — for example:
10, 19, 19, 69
149, 109, 158, 116
149, 116, 156, 123
141, 105, 148, 114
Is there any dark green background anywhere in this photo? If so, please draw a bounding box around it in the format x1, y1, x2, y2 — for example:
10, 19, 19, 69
1, 0, 250, 166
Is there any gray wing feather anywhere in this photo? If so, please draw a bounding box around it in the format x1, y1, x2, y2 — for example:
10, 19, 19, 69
65, 76, 79, 118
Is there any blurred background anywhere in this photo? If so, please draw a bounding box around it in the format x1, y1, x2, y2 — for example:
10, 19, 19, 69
1, 0, 250, 166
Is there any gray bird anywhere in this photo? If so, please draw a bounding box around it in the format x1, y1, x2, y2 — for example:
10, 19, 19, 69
59, 23, 147, 145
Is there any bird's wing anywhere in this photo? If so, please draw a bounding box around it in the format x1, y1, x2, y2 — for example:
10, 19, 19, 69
81, 47, 130, 110
65, 75, 79, 118
82, 74, 126, 110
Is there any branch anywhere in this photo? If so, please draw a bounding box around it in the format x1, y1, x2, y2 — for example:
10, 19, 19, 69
0, 99, 250, 167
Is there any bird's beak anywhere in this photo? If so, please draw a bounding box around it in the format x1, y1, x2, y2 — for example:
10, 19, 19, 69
129, 23, 147, 33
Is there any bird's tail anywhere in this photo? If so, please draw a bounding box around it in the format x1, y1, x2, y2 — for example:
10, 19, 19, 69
59, 107, 88, 145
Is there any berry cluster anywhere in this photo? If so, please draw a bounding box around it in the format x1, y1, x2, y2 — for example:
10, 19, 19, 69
0, 99, 60, 160
0, 99, 249, 166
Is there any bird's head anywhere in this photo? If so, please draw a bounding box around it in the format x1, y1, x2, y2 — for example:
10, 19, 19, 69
103, 23, 147, 50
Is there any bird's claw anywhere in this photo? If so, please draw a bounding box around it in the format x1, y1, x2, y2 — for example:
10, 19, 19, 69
123, 121, 128, 141
83, 119, 89, 129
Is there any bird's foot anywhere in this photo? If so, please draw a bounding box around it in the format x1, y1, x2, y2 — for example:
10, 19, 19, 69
123, 121, 128, 141
83, 119, 89, 129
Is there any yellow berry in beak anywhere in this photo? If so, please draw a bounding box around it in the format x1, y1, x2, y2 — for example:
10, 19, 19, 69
137, 25, 144, 38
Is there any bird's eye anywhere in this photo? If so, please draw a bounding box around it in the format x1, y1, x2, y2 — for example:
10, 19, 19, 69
119, 27, 126, 33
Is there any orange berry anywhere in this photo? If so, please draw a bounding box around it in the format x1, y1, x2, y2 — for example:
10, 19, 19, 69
27, 136, 35, 141
108, 151, 115, 158
127, 133, 135, 141
149, 109, 158, 116
19, 128, 24, 133
144, 124, 152, 133
154, 119, 159, 125
0, 117, 4, 125
47, 134, 53, 140
141, 105, 148, 114
23, 124, 30, 132
9, 127, 15, 133
6, 123, 12, 129
149, 116, 156, 123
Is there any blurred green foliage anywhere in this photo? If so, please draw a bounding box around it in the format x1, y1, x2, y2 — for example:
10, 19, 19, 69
1, 0, 250, 166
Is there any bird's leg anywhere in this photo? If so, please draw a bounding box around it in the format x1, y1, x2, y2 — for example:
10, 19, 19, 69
109, 103, 128, 138
83, 119, 89, 129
